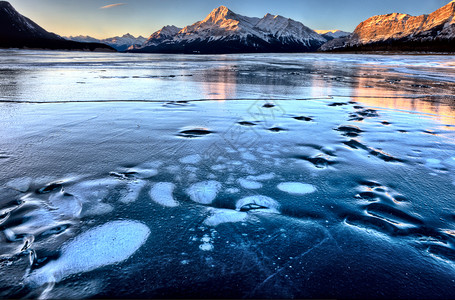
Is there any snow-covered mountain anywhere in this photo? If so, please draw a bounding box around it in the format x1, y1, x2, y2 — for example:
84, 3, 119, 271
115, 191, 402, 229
321, 0, 455, 52
131, 6, 327, 54
145, 26, 182, 45
315, 30, 351, 40
66, 34, 147, 51
0, 1, 114, 51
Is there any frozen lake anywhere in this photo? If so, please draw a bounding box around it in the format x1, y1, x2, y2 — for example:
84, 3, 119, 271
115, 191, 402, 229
1, 50, 455, 299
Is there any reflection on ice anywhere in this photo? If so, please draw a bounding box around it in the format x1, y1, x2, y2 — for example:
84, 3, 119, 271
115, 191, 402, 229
26, 220, 150, 287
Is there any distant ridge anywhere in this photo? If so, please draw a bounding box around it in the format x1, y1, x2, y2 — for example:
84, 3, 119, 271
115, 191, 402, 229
315, 30, 351, 40
130, 6, 327, 54
0, 1, 115, 51
320, 0, 455, 52
66, 34, 146, 51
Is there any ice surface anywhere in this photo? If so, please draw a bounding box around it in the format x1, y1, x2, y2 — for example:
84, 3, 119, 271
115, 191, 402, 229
48, 191, 82, 219
6, 177, 32, 193
186, 181, 222, 204
26, 220, 150, 287
1, 52, 455, 299
149, 182, 179, 207
277, 182, 316, 195
129, 168, 158, 179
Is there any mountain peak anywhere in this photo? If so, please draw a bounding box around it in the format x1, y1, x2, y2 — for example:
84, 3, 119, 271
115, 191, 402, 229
203, 5, 236, 23
211, 5, 231, 15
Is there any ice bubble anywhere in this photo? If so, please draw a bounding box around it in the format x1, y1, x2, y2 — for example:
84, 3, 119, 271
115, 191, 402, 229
225, 188, 240, 194
207, 173, 217, 179
425, 158, 443, 168
277, 182, 316, 195
6, 177, 32, 193
179, 154, 202, 164
81, 202, 114, 217
119, 180, 146, 204
241, 152, 256, 161
198, 234, 214, 251
186, 181, 221, 204
66, 178, 120, 203
150, 182, 179, 207
199, 243, 214, 251
26, 220, 150, 287
236, 195, 280, 213
444, 157, 455, 167
238, 178, 263, 189
211, 164, 226, 171
246, 173, 275, 181
184, 166, 198, 173
165, 165, 180, 174
203, 209, 248, 226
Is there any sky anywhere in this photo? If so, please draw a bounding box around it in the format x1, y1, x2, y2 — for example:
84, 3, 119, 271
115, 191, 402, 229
7, 0, 452, 39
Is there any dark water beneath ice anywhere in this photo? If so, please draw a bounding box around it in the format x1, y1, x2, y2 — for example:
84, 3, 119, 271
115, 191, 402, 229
1, 50, 455, 299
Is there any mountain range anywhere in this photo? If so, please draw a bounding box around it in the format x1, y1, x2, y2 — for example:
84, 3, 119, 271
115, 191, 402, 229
66, 34, 147, 51
2, 0, 454, 53
129, 6, 328, 54
0, 1, 114, 51
314, 30, 351, 40
321, 0, 455, 52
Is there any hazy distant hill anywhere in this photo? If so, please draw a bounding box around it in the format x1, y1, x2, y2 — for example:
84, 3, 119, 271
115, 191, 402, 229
66, 34, 147, 51
315, 30, 351, 41
321, 0, 455, 52
130, 6, 327, 54
0, 1, 115, 51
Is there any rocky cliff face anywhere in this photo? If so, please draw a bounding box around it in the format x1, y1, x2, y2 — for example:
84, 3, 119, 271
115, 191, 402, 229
321, 1, 455, 52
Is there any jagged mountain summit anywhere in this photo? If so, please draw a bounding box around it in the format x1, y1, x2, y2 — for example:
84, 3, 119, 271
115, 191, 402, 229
66, 34, 147, 51
321, 0, 455, 52
0, 1, 114, 51
131, 6, 327, 54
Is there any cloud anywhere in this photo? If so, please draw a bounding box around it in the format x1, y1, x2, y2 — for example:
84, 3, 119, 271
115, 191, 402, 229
100, 3, 126, 9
